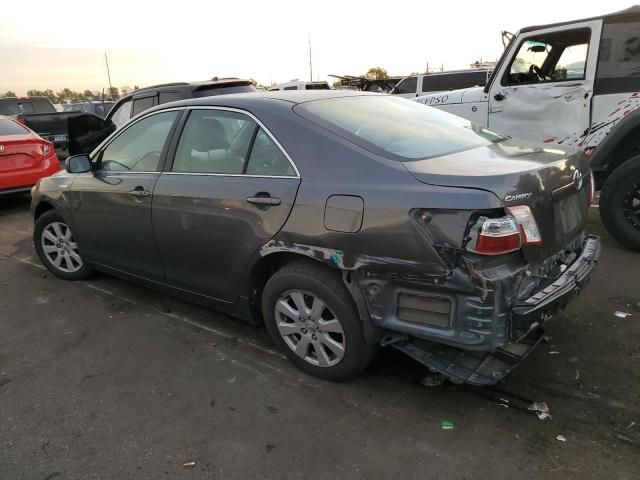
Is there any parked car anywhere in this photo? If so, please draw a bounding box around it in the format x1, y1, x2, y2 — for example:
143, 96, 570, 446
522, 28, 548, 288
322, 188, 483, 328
67, 78, 257, 155
0, 115, 60, 195
31, 91, 600, 385
414, 6, 640, 251
391, 69, 493, 98
268, 81, 331, 91
62, 101, 115, 118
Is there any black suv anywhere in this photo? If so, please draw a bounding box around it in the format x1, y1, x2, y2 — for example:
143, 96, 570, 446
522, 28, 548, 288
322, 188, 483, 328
68, 78, 256, 155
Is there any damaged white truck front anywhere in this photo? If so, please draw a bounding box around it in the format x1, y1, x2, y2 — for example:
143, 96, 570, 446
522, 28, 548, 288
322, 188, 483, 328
414, 7, 640, 251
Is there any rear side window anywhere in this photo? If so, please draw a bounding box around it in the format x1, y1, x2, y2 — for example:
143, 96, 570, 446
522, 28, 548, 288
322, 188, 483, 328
295, 95, 506, 161
245, 129, 296, 176
596, 16, 640, 94
99, 111, 178, 172
132, 95, 158, 117
422, 76, 440, 92
284, 86, 298, 91
159, 92, 184, 104
0, 116, 29, 135
173, 110, 256, 174
395, 76, 417, 94
305, 83, 330, 90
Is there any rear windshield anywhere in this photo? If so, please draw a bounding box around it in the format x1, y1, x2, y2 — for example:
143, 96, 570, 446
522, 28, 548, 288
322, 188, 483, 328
0, 99, 20, 115
294, 95, 506, 161
0, 116, 29, 135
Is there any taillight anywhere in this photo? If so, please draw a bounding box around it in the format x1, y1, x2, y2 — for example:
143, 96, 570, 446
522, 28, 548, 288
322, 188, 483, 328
41, 141, 54, 159
475, 216, 521, 255
470, 205, 542, 255
587, 171, 595, 205
505, 205, 542, 245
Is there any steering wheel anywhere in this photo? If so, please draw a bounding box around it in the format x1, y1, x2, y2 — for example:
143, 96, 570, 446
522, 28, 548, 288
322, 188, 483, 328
529, 64, 545, 81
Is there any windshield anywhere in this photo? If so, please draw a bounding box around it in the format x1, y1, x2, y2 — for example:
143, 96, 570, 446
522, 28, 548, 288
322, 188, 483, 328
295, 95, 506, 161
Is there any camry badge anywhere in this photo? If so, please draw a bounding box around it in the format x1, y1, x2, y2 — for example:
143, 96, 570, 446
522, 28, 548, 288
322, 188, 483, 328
573, 170, 583, 190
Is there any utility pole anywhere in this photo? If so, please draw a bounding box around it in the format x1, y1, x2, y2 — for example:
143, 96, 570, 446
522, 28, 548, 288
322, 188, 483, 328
105, 53, 113, 96
308, 34, 313, 82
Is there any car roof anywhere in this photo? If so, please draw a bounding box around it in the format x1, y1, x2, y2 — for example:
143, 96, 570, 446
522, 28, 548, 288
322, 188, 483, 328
520, 6, 640, 33
131, 78, 254, 95
151, 89, 378, 110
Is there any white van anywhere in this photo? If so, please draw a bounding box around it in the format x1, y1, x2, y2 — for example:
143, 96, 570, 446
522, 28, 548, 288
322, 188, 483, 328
391, 69, 493, 98
268, 81, 331, 91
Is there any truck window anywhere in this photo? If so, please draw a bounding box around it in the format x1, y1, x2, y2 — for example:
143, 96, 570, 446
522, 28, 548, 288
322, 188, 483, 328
596, 17, 640, 94
422, 75, 441, 92
0, 99, 20, 115
19, 102, 35, 114
305, 83, 330, 90
395, 76, 417, 94
504, 28, 590, 85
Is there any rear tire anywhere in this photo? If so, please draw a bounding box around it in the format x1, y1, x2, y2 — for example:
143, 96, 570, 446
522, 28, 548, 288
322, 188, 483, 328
34, 210, 92, 280
262, 260, 377, 381
600, 156, 640, 252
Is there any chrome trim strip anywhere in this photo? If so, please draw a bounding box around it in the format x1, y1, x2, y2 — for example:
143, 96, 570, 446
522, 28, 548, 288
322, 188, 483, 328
161, 172, 298, 179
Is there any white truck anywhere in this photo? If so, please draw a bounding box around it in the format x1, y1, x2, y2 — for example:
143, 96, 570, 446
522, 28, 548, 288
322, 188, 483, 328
414, 7, 640, 251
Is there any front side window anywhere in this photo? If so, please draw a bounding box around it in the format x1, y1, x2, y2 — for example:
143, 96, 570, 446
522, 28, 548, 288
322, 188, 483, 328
395, 76, 417, 94
99, 111, 178, 172
505, 28, 590, 84
596, 17, 640, 94
295, 95, 506, 161
110, 100, 133, 128
172, 110, 256, 174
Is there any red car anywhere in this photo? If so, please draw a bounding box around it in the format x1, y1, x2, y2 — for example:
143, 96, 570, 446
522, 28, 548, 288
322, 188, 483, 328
0, 115, 60, 195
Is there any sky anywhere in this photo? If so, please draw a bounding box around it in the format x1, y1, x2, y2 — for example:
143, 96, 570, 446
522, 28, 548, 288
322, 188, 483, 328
0, 0, 634, 94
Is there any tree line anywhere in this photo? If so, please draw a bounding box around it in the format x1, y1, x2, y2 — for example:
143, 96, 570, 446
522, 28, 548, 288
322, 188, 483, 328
0, 86, 139, 103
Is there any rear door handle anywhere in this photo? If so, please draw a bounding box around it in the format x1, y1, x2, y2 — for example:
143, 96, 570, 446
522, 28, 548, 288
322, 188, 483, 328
129, 189, 151, 197
246, 196, 281, 206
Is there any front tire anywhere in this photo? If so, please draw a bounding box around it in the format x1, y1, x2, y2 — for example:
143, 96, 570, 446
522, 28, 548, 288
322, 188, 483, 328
34, 210, 92, 280
262, 260, 376, 381
600, 156, 640, 252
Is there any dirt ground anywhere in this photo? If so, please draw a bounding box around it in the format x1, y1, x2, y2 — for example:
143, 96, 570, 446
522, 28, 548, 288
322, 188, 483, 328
0, 193, 638, 480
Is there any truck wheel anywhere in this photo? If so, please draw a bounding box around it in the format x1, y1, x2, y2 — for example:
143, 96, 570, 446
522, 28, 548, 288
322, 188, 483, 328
599, 155, 640, 251
262, 260, 377, 381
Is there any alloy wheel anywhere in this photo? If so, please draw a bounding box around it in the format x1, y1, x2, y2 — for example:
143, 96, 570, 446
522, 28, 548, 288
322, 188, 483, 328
274, 290, 346, 367
41, 222, 83, 273
623, 182, 640, 230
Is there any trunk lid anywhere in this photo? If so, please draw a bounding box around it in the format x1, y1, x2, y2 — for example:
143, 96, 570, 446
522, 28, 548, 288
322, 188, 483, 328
0, 135, 44, 172
402, 140, 591, 260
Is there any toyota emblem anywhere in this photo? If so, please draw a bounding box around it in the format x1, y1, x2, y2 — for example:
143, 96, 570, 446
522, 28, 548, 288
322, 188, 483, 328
573, 170, 583, 190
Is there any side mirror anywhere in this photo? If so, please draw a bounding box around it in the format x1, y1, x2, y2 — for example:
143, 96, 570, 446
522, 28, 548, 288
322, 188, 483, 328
65, 154, 92, 173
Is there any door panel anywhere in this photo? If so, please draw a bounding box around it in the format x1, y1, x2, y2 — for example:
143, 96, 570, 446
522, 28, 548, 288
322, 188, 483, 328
488, 20, 602, 145
68, 110, 180, 279
152, 174, 299, 300
70, 172, 164, 279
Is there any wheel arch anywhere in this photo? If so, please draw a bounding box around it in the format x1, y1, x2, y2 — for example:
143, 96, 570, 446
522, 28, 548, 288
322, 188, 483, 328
33, 200, 55, 220
245, 247, 381, 344
590, 110, 640, 187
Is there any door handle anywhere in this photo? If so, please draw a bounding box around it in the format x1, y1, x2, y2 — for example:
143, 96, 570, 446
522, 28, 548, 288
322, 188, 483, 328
494, 93, 506, 101
129, 188, 151, 197
246, 196, 281, 206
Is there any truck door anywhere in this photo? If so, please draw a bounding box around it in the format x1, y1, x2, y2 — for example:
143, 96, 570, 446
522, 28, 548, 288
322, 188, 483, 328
488, 20, 602, 145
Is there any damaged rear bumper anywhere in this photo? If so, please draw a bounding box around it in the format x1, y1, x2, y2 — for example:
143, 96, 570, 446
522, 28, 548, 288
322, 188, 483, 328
371, 235, 601, 385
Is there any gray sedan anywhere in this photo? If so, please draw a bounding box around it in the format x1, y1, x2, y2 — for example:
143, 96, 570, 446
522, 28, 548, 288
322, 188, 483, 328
31, 91, 600, 385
